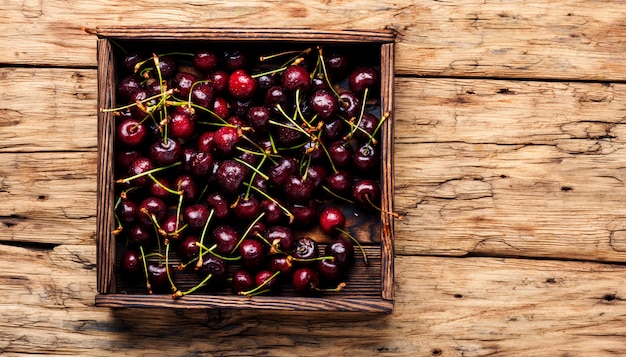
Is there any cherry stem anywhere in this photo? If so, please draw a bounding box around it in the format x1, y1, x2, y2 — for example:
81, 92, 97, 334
365, 111, 390, 147
148, 174, 183, 196
100, 89, 174, 113
365, 194, 403, 220
287, 255, 335, 263
316, 282, 347, 293
172, 273, 213, 299
321, 185, 355, 204
244, 182, 294, 223
234, 157, 269, 181
231, 212, 266, 255
259, 48, 311, 63
317, 140, 338, 174
317, 46, 343, 102
239, 271, 281, 297
345, 87, 369, 141
195, 242, 241, 261
139, 246, 153, 295
335, 227, 368, 266
116, 162, 181, 184
294, 89, 313, 129
165, 243, 176, 292
195, 208, 216, 269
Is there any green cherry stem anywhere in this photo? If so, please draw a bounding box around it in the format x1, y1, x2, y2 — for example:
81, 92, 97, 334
335, 227, 368, 266
116, 161, 181, 184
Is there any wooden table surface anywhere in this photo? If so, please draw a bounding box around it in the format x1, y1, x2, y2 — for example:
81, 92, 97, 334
2, 1, 626, 355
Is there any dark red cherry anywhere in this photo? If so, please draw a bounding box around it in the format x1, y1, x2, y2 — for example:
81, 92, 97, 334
147, 263, 174, 293
128, 89, 151, 120
128, 224, 153, 246
183, 204, 211, 230
121, 250, 142, 276
266, 226, 294, 253
116, 149, 142, 170
239, 238, 266, 270
196, 131, 215, 153
178, 235, 200, 261
155, 55, 177, 79
199, 255, 227, 286
189, 151, 214, 177
325, 237, 354, 267
275, 121, 306, 147
123, 52, 144, 73
283, 175, 315, 203
232, 269, 254, 294
212, 225, 240, 254
127, 157, 153, 186
212, 97, 230, 120
175, 175, 199, 202
292, 267, 320, 295
117, 75, 142, 101
191, 82, 215, 108
116, 198, 137, 224
269, 255, 293, 276
148, 176, 173, 201
339, 91, 361, 119
228, 69, 257, 100
116, 118, 147, 147
149, 138, 182, 166
290, 200, 318, 226
316, 258, 343, 283
160, 214, 182, 239
325, 170, 352, 196
206, 191, 231, 220
322, 117, 347, 141
255, 73, 276, 92
223, 50, 248, 71
168, 112, 195, 140
136, 196, 167, 227
206, 70, 229, 94
193, 50, 219, 72
281, 65, 310, 92
292, 236, 319, 263
213, 126, 241, 156
247, 106, 271, 133
352, 179, 381, 208
325, 52, 350, 77
327, 141, 353, 168
318, 206, 345, 234
354, 113, 380, 142
173, 72, 199, 99
309, 89, 338, 119
305, 165, 327, 189
353, 143, 379, 173
215, 159, 248, 196
264, 85, 290, 114
348, 66, 380, 94
233, 195, 261, 221
261, 199, 287, 226
268, 157, 298, 187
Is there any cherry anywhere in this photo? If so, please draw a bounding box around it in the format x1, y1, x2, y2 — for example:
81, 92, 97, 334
189, 151, 213, 177
322, 117, 346, 142
215, 159, 248, 196
238, 238, 266, 270
254, 269, 279, 292
173, 72, 199, 99
223, 50, 248, 71
318, 206, 345, 235
148, 177, 173, 201
283, 174, 315, 203
290, 199, 318, 226
123, 52, 143, 73
351, 179, 381, 208
325, 170, 352, 196
354, 112, 380, 142
196, 131, 215, 153
206, 70, 229, 94
128, 224, 153, 246
116, 118, 147, 147
281, 65, 310, 92
116, 149, 142, 170
348, 66, 380, 94
264, 85, 290, 114
292, 236, 319, 263
266, 225, 294, 253
228, 69, 257, 100
127, 157, 154, 187
193, 50, 219, 72
160, 214, 182, 240
213, 126, 241, 156
261, 199, 287, 226
352, 143, 379, 173
178, 235, 200, 261
255, 73, 276, 92
233, 195, 261, 221
316, 258, 342, 283
327, 141, 353, 168
168, 112, 195, 140
136, 196, 167, 227
205, 191, 231, 220
121, 249, 142, 276
155, 55, 177, 79
325, 52, 350, 77
175, 175, 200, 202
191, 82, 215, 108
232, 269, 254, 294
325, 237, 354, 267
116, 199, 137, 224
147, 263, 174, 293
309, 89, 338, 119
305, 165, 327, 189
128, 89, 151, 120
212, 224, 240, 255
275, 121, 306, 147
199, 255, 227, 286
211, 97, 230, 120
269, 255, 294, 276
149, 138, 182, 166
268, 157, 298, 187
183, 203, 211, 230
291, 267, 320, 295
247, 105, 271, 132
117, 74, 142, 101
338, 91, 361, 119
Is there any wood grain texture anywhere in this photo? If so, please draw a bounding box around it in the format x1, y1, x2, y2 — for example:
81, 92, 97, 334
2, 1, 626, 80
1, 244, 625, 356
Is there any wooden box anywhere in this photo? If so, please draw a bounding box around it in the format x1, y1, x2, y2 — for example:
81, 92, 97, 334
95, 27, 395, 313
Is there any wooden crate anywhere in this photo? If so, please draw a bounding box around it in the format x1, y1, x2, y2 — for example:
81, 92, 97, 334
95, 27, 396, 313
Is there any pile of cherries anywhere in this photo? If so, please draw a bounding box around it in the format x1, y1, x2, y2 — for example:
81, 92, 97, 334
108, 43, 392, 298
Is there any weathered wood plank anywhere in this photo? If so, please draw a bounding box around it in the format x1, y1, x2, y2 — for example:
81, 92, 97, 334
1, 1, 626, 80
1, 245, 625, 355
0, 152, 97, 245
0, 67, 97, 152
